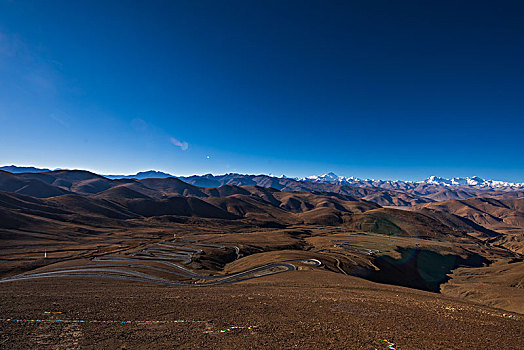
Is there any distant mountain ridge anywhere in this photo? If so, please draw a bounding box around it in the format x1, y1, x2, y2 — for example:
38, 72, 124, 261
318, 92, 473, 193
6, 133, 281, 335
299, 172, 524, 190
104, 170, 175, 180
1, 166, 523, 251
0, 165, 51, 173
0, 171, 498, 238
3, 165, 521, 189
105, 170, 524, 191
2, 166, 523, 206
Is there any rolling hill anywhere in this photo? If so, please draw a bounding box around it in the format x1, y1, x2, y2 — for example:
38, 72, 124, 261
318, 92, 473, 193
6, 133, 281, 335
414, 197, 524, 233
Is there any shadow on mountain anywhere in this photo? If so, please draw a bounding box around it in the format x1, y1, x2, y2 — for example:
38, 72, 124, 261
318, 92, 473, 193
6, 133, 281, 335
363, 247, 490, 292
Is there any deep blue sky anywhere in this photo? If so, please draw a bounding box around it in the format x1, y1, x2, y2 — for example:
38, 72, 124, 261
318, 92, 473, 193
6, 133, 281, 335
1, 1, 523, 181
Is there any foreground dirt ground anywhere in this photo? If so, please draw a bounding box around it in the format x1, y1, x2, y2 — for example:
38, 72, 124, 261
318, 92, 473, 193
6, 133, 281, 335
1, 270, 522, 349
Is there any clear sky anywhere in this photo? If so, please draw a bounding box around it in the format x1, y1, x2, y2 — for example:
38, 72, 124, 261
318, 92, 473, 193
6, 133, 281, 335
0, 1, 523, 181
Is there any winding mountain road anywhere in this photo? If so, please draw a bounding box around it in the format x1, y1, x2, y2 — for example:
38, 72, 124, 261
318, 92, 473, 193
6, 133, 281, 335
0, 238, 321, 286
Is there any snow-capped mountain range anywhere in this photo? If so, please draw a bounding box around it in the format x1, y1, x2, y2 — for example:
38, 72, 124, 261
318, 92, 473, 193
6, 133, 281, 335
299, 172, 524, 190
1, 165, 522, 190
423, 175, 524, 188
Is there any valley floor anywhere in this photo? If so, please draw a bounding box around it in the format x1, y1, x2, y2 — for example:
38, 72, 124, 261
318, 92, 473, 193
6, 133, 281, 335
1, 224, 523, 349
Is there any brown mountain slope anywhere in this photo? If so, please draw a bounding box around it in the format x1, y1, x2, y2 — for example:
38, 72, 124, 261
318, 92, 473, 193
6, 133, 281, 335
93, 186, 152, 200
0, 190, 61, 211
414, 197, 524, 233
203, 191, 380, 225
123, 196, 237, 219
138, 177, 207, 197
0, 171, 71, 198
0, 183, 482, 239
203, 184, 251, 197
278, 181, 433, 206
47, 194, 138, 219
297, 207, 345, 225
362, 190, 432, 206
0, 183, 381, 226
5, 170, 519, 244
343, 208, 466, 238
414, 197, 524, 254
204, 195, 293, 224
18, 170, 115, 195
441, 261, 524, 314
182, 174, 434, 206
108, 181, 169, 199
273, 191, 379, 213
3, 181, 523, 321
414, 208, 500, 237
239, 185, 283, 206
424, 188, 480, 201
0, 191, 72, 219
0, 170, 438, 207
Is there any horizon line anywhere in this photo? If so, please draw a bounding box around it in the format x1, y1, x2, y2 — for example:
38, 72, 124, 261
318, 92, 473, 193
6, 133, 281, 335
1, 164, 523, 184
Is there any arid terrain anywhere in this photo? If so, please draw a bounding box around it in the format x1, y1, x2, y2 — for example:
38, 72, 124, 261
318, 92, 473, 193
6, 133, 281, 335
1, 169, 523, 349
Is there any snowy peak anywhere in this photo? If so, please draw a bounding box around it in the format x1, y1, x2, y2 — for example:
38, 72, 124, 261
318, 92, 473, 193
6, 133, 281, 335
304, 172, 339, 182
299, 172, 524, 190
423, 176, 523, 189
425, 176, 464, 186
301, 172, 359, 184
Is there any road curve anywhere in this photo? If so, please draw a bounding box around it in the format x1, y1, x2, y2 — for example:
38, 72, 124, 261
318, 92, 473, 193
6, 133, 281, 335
0, 261, 319, 286
0, 237, 322, 286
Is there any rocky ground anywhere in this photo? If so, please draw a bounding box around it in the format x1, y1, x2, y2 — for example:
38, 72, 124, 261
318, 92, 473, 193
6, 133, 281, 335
1, 270, 522, 349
